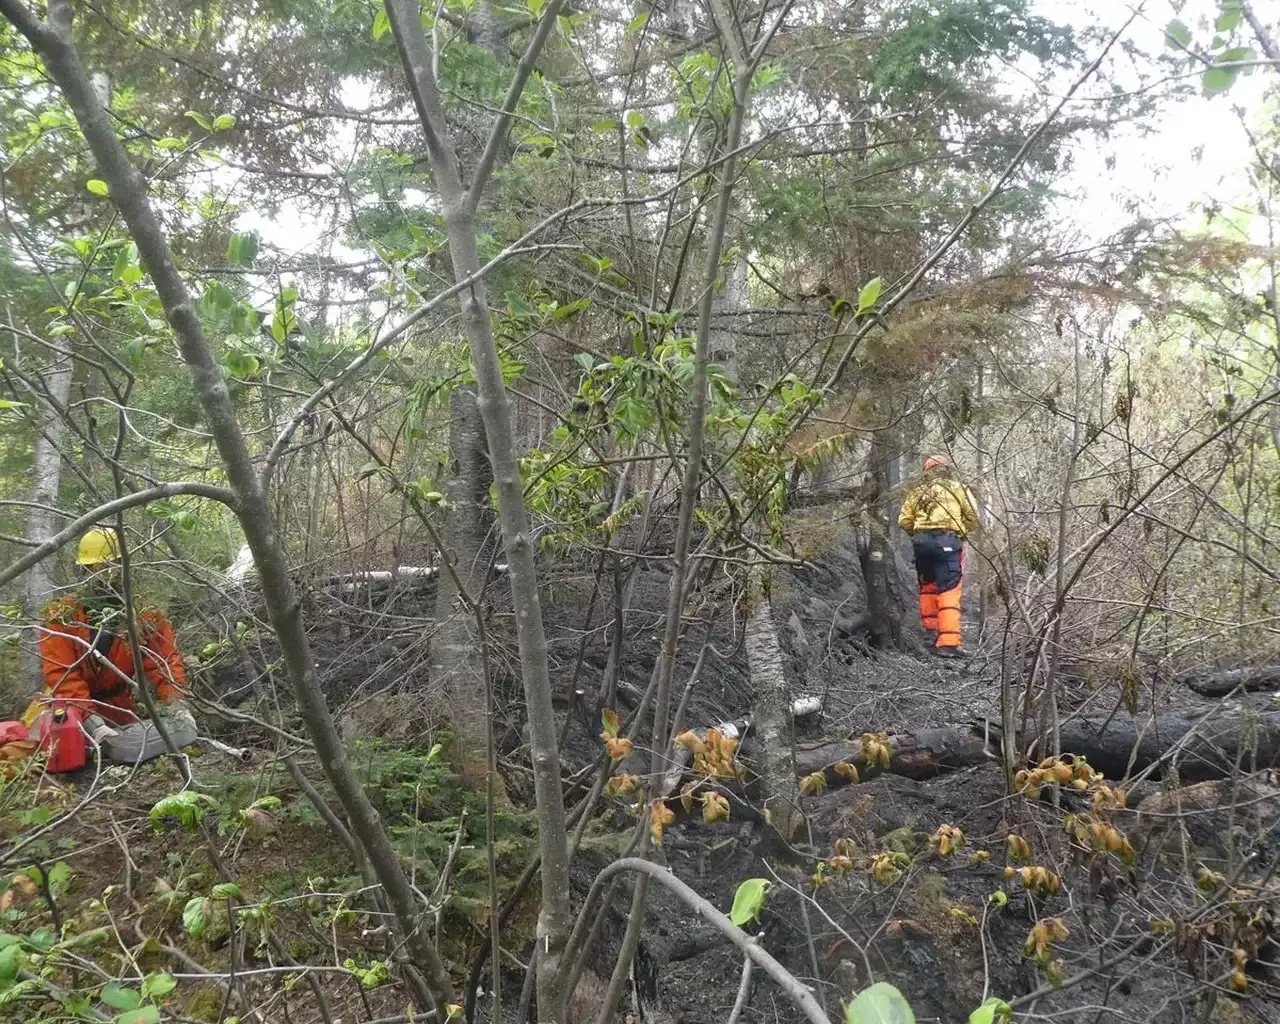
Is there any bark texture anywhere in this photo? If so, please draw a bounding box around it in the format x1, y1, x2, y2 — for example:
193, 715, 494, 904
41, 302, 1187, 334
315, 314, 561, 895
796, 726, 992, 785
431, 386, 495, 785
19, 349, 72, 708
745, 571, 802, 837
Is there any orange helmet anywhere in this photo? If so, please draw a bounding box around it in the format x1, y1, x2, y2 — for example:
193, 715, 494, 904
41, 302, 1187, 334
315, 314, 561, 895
923, 455, 951, 472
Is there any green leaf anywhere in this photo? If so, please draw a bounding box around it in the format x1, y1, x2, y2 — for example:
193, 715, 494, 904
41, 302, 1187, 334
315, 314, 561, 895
212, 882, 242, 900
1216, 7, 1242, 32
0, 944, 23, 981
149, 791, 215, 832
591, 118, 618, 133
572, 352, 595, 373
184, 110, 212, 131
249, 796, 282, 811
426, 743, 444, 764
1164, 19, 1191, 48
140, 973, 176, 1001
223, 351, 261, 378
969, 997, 1013, 1024
0, 400, 27, 411
1202, 66, 1238, 93
523, 134, 557, 154
86, 179, 109, 196
372, 8, 390, 38
118, 1007, 161, 1024
100, 984, 142, 1011
728, 878, 771, 926
552, 297, 591, 320
844, 982, 916, 1024
46, 861, 71, 898
212, 114, 237, 132
857, 276, 883, 312
182, 897, 211, 938
1218, 46, 1256, 64
225, 232, 259, 265
627, 10, 649, 34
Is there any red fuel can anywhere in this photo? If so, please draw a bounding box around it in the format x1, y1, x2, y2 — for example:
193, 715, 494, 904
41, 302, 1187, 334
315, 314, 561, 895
39, 704, 86, 773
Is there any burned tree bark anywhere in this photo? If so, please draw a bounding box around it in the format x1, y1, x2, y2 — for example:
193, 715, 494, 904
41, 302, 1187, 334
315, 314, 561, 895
796, 726, 992, 786
1179, 667, 1280, 698
1050, 707, 1280, 782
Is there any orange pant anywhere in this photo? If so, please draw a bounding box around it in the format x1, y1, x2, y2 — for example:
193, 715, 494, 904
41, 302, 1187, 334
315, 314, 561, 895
912, 531, 963, 648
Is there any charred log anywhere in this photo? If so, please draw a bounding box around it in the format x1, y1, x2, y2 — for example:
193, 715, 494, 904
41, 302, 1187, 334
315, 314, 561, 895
1179, 667, 1280, 698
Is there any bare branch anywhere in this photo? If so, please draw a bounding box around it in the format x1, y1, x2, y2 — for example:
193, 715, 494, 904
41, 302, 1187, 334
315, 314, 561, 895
0, 484, 236, 589
595, 859, 831, 1024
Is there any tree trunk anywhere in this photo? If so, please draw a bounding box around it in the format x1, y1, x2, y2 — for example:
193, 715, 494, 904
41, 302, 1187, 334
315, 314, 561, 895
862, 412, 903, 650
382, 2, 573, 1012
19, 349, 72, 710
432, 386, 495, 786
3, 1, 457, 1005
745, 569, 802, 838
709, 253, 746, 381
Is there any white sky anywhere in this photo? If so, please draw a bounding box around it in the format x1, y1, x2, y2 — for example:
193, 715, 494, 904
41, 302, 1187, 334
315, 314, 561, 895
1037, 0, 1273, 242
236, 0, 1277, 295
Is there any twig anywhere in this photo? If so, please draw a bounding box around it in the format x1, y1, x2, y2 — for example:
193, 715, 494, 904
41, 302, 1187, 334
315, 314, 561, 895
727, 953, 754, 1024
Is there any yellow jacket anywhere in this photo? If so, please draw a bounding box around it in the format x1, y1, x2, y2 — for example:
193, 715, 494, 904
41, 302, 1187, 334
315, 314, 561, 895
898, 474, 980, 539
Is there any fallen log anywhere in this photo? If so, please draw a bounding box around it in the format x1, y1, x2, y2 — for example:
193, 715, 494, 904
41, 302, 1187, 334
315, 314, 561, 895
790, 706, 1280, 793
1179, 666, 1280, 697
794, 725, 994, 787
1047, 707, 1280, 782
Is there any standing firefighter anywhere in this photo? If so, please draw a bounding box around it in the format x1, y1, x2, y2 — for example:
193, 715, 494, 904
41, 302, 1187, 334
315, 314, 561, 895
27, 528, 196, 744
898, 455, 980, 656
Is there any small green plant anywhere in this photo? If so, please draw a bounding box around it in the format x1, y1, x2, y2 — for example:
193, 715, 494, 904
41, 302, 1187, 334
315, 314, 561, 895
845, 981, 915, 1023
729, 878, 771, 927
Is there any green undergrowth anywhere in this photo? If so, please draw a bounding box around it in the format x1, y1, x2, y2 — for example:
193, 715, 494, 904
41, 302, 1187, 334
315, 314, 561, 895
0, 734, 539, 1021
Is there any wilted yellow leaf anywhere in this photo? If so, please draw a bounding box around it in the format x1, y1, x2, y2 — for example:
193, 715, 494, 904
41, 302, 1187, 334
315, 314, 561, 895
833, 761, 860, 782
649, 801, 675, 846
600, 708, 622, 739
701, 791, 730, 823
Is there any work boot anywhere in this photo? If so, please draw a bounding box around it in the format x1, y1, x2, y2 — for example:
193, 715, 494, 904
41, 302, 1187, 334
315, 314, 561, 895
934, 646, 967, 660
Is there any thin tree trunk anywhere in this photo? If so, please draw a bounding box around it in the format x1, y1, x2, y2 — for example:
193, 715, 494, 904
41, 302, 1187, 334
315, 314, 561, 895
20, 349, 72, 708
1043, 325, 1083, 774
382, 1, 573, 1013
745, 568, 802, 838
592, 3, 787, 1013
432, 386, 495, 786
0, 0, 457, 1006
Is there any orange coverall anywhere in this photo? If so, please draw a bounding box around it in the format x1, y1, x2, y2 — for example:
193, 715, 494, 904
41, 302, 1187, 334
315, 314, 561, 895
37, 597, 186, 726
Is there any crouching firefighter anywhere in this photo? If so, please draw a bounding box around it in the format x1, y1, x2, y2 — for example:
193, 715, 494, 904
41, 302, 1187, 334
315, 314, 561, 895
898, 456, 980, 657
25, 528, 197, 756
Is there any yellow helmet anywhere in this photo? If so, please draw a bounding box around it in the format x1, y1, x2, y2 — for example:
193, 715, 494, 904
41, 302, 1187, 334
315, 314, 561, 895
76, 528, 121, 566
